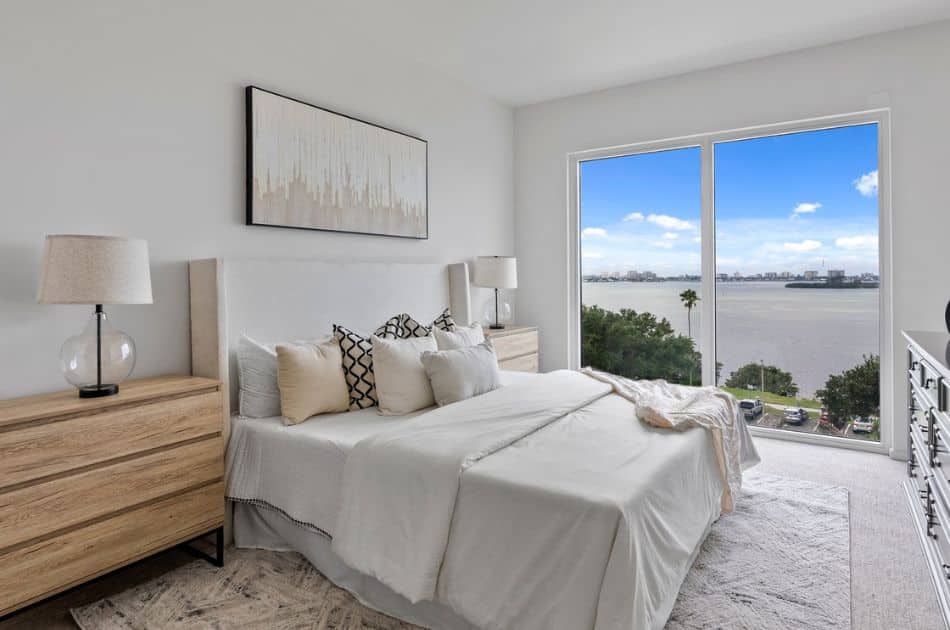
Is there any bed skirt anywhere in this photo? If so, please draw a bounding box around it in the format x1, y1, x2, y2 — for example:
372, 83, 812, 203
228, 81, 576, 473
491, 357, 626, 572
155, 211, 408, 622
233, 503, 476, 630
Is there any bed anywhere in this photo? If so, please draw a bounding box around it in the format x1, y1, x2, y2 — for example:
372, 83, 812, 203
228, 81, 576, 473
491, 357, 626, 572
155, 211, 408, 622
189, 258, 759, 630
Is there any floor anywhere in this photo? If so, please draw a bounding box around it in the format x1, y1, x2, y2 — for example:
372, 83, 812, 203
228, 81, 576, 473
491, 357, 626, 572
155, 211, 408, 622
0, 436, 941, 630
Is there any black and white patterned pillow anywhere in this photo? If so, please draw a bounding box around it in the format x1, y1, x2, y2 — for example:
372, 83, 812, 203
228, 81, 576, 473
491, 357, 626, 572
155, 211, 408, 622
402, 309, 457, 338
333, 322, 399, 411
374, 314, 404, 339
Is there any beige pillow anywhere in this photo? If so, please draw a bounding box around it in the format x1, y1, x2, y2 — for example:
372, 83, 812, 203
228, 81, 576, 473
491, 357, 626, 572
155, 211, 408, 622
276, 340, 349, 424
372, 334, 438, 415
433, 322, 485, 350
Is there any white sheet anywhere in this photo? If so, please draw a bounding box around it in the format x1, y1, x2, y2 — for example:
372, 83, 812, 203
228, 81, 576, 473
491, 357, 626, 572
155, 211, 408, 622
332, 370, 757, 630
225, 370, 539, 537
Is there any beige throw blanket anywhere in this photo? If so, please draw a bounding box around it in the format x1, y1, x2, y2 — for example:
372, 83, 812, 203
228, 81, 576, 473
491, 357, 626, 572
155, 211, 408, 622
580, 368, 745, 514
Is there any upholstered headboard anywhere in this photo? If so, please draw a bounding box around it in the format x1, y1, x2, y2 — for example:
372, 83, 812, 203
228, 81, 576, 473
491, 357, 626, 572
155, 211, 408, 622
188, 257, 471, 426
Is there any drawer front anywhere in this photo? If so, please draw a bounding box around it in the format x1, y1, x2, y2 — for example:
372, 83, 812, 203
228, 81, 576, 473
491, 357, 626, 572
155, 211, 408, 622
491, 330, 539, 362
0, 437, 223, 551
0, 391, 222, 489
910, 385, 933, 440
499, 353, 539, 373
0, 481, 223, 616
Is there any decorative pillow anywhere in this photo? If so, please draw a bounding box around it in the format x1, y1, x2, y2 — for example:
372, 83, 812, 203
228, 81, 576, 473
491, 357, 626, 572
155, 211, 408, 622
374, 313, 404, 339
237, 335, 330, 418
334, 325, 382, 410
236, 335, 281, 418
434, 322, 484, 351
402, 308, 457, 338
421, 341, 501, 407
276, 340, 350, 424
372, 334, 438, 415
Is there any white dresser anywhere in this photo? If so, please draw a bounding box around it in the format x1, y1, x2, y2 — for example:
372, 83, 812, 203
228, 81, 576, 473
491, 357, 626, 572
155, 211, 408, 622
904, 330, 950, 629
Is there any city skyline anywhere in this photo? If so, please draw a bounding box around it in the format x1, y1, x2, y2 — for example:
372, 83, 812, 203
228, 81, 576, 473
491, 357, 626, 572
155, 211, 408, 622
580, 124, 880, 276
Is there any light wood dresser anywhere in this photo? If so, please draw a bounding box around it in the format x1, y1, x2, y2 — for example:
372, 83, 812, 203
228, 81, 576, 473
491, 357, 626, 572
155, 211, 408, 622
485, 326, 539, 373
0, 375, 225, 618
903, 330, 950, 629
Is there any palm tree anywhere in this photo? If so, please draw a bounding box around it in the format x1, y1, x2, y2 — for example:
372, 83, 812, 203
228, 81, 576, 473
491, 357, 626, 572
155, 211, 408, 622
679, 289, 700, 339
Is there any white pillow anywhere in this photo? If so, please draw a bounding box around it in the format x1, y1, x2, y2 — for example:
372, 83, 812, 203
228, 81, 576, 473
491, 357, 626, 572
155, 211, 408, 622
372, 334, 438, 415
433, 323, 484, 350
236, 334, 329, 418
236, 335, 281, 418
421, 341, 501, 407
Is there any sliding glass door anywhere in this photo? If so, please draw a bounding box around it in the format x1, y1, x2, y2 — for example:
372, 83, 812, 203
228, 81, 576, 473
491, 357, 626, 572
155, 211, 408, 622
714, 124, 880, 441
576, 112, 888, 450
579, 147, 703, 385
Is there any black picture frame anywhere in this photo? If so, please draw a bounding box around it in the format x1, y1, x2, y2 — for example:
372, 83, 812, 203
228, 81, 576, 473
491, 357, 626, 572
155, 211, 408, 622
245, 85, 429, 240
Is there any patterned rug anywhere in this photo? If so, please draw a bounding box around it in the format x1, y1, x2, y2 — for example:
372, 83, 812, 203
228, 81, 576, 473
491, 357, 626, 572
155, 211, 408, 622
72, 471, 849, 629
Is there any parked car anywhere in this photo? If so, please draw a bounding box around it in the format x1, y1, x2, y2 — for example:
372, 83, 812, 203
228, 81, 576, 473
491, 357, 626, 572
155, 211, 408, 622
783, 407, 809, 425
852, 416, 875, 434
739, 399, 763, 421
819, 408, 833, 429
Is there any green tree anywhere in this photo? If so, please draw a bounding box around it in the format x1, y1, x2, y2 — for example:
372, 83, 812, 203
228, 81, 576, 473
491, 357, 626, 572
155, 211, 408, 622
581, 305, 701, 384
679, 289, 699, 339
816, 354, 880, 428
724, 362, 799, 397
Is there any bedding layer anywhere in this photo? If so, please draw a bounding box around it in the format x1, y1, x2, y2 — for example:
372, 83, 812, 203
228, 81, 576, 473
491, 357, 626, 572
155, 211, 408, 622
332, 370, 757, 630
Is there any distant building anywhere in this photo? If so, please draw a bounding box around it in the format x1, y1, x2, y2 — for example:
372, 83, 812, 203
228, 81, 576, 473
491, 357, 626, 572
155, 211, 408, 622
625, 270, 641, 281
642, 271, 657, 281
803, 270, 818, 280
764, 272, 778, 280
828, 269, 845, 279
599, 271, 610, 279
779, 271, 791, 279
716, 273, 728, 281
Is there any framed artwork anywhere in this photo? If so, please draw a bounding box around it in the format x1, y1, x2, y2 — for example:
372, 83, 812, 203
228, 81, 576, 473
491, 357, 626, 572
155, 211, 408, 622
246, 86, 428, 239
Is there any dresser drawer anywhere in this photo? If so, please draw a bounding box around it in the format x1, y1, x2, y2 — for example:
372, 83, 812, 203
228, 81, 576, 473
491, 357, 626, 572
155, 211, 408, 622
499, 353, 539, 373
911, 385, 934, 441
921, 359, 944, 410
0, 481, 223, 616
0, 391, 222, 489
491, 330, 539, 362
0, 437, 222, 551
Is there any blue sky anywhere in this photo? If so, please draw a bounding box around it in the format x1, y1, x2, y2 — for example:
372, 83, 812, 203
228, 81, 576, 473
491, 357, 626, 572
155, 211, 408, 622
580, 123, 879, 276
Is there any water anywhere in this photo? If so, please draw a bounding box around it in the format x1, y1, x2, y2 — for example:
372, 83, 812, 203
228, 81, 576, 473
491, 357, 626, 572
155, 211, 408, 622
582, 281, 879, 397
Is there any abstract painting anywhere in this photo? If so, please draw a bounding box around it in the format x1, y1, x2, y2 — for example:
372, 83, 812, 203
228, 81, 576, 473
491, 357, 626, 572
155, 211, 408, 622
246, 86, 428, 239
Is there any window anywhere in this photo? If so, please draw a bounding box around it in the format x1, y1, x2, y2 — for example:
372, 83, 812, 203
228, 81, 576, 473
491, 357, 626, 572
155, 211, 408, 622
573, 111, 889, 452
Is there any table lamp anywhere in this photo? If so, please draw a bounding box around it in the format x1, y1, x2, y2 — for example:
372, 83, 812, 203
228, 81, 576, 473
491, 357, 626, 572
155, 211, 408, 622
473, 256, 517, 330
37, 235, 153, 398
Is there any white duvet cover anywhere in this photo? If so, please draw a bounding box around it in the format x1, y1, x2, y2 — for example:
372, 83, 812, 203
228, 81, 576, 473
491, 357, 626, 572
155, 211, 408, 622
332, 370, 758, 630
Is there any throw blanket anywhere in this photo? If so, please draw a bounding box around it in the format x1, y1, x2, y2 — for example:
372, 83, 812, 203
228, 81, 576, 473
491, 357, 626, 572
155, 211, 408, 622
580, 368, 746, 513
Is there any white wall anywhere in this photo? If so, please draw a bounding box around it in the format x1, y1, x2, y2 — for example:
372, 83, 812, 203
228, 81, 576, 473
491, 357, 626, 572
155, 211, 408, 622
514, 20, 950, 457
0, 1, 514, 398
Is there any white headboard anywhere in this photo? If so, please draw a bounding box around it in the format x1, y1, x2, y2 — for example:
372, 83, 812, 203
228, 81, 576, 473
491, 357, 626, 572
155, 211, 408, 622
188, 257, 472, 425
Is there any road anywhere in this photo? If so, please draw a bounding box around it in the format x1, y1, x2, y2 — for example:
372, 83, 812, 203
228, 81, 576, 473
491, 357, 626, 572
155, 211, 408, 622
746, 406, 876, 442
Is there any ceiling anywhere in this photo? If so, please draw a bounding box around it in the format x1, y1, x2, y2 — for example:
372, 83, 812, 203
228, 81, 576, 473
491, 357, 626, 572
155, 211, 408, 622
321, 0, 950, 106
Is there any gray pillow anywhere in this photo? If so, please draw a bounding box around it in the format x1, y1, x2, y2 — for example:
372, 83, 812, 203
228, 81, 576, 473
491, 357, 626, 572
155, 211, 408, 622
236, 335, 281, 418
420, 341, 501, 407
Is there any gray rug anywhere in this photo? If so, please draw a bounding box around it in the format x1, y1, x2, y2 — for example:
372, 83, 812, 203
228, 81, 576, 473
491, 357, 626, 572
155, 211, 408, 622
72, 471, 849, 629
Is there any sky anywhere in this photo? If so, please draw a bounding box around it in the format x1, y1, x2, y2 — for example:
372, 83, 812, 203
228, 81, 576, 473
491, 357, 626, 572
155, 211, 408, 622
579, 123, 879, 276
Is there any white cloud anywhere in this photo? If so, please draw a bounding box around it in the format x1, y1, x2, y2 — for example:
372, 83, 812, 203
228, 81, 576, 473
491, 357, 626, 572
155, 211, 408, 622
692, 236, 702, 243
581, 227, 608, 238
783, 240, 822, 253
792, 202, 822, 216
662, 232, 679, 240
652, 241, 674, 249
647, 213, 694, 230
582, 250, 603, 259
622, 212, 644, 222
854, 170, 878, 197
835, 234, 878, 250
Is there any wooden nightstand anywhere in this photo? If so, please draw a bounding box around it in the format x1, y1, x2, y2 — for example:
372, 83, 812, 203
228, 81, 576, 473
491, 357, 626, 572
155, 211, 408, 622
0, 376, 225, 617
484, 326, 539, 372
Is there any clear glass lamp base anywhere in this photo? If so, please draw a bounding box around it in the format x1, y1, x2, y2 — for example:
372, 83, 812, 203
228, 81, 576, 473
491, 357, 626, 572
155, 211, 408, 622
61, 309, 136, 397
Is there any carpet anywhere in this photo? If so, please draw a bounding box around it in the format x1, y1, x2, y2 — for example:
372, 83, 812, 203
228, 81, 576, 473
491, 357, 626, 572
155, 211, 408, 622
72, 471, 849, 629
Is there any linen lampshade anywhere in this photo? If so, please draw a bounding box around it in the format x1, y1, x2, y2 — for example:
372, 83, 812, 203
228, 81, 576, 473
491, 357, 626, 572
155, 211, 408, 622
38, 235, 153, 305
473, 256, 517, 290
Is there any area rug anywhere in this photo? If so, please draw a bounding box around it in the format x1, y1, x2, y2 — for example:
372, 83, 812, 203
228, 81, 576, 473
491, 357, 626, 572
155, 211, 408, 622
72, 471, 849, 630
